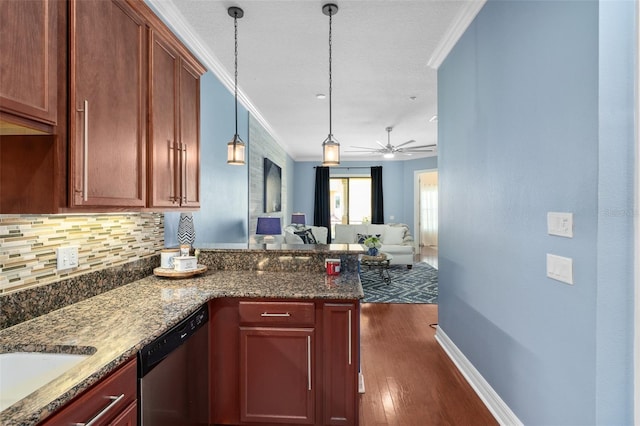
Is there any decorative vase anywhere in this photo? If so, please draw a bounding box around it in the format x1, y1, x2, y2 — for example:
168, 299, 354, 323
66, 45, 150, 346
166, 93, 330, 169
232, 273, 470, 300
367, 247, 378, 256
177, 212, 196, 249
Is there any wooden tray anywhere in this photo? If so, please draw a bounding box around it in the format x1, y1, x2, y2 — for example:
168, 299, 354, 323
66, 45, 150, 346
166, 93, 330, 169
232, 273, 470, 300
153, 264, 208, 278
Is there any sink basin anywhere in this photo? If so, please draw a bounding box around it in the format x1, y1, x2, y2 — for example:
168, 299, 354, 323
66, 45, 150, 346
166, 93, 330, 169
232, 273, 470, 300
0, 352, 90, 412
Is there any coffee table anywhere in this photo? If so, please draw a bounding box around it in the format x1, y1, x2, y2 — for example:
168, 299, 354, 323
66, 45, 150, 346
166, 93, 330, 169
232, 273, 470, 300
360, 252, 393, 284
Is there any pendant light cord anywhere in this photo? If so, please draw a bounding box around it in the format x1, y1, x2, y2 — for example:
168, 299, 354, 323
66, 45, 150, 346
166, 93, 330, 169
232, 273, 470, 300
234, 12, 239, 137
328, 8, 333, 137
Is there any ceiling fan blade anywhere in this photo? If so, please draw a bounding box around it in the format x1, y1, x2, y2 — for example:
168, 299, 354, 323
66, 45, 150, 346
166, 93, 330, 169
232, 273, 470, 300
349, 145, 379, 151
374, 140, 388, 149
401, 144, 437, 150
394, 139, 417, 148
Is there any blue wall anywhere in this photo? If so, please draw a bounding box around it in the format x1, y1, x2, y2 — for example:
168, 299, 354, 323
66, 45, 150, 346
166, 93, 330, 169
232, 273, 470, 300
438, 0, 635, 424
165, 72, 249, 246
293, 157, 437, 237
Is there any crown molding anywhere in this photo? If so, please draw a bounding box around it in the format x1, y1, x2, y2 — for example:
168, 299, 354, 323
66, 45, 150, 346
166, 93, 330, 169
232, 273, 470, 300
427, 0, 487, 70
145, 0, 287, 152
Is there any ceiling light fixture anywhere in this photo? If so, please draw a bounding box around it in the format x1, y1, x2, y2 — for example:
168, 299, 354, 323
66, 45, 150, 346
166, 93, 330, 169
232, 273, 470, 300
227, 6, 245, 165
321, 3, 340, 166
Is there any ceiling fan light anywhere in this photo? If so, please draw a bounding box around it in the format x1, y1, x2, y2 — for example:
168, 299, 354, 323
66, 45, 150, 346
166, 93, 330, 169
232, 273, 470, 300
383, 152, 395, 159
227, 135, 246, 165
322, 136, 340, 166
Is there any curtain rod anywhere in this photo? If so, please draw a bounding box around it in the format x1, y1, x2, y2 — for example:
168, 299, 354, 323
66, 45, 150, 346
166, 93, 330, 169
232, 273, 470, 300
313, 166, 376, 170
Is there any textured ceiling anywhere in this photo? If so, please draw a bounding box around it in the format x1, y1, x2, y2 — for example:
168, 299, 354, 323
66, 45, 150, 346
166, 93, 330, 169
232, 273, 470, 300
154, 0, 483, 161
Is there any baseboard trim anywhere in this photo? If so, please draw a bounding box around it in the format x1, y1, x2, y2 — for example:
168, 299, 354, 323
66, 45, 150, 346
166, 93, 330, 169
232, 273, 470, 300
435, 327, 523, 426
358, 371, 366, 394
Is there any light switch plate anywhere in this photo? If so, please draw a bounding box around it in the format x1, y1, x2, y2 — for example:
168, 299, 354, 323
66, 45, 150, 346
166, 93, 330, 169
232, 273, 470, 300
547, 253, 573, 285
547, 212, 573, 238
57, 246, 79, 271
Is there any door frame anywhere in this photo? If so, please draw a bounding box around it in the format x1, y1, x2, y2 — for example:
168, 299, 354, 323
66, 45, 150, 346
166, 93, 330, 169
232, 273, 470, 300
634, 2, 639, 420
413, 168, 438, 254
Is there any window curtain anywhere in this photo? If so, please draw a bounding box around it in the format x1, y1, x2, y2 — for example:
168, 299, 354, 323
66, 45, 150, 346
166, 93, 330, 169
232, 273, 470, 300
371, 166, 384, 224
314, 166, 332, 241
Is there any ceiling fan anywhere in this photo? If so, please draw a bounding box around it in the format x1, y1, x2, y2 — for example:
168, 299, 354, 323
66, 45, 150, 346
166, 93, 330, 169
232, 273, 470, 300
347, 127, 436, 158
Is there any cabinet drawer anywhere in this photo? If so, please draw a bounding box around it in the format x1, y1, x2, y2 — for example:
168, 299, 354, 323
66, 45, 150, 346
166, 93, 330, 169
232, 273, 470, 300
239, 301, 315, 326
42, 358, 137, 425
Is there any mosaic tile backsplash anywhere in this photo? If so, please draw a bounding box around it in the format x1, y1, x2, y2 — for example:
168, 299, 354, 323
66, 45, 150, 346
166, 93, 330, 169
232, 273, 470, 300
0, 214, 164, 294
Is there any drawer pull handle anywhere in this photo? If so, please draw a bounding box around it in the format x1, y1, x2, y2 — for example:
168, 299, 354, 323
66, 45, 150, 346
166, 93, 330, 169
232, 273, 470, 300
73, 393, 125, 426
260, 312, 291, 317
307, 335, 312, 391
77, 99, 89, 202
348, 309, 352, 365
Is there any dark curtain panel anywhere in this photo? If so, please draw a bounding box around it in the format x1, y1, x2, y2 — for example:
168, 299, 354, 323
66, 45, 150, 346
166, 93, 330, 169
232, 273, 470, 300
314, 166, 332, 241
371, 166, 384, 224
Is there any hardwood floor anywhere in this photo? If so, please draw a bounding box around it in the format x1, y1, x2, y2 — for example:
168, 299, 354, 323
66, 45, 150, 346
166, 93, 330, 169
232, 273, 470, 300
417, 245, 438, 269
358, 303, 497, 426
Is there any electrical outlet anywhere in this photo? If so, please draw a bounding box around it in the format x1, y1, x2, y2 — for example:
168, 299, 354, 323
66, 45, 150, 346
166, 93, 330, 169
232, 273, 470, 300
546, 253, 573, 285
57, 246, 79, 271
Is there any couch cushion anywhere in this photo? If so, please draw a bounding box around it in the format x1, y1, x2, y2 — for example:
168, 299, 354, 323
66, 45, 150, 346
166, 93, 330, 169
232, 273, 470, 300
380, 244, 413, 254
366, 224, 387, 237
334, 224, 354, 243
309, 226, 328, 244
284, 230, 304, 244
382, 226, 405, 245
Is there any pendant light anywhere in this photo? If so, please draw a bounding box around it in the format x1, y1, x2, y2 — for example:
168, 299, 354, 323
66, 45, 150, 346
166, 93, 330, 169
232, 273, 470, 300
227, 6, 245, 165
321, 3, 340, 166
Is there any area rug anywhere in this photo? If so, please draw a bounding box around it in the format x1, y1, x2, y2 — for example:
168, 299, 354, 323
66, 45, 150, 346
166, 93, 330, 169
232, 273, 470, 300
360, 262, 438, 304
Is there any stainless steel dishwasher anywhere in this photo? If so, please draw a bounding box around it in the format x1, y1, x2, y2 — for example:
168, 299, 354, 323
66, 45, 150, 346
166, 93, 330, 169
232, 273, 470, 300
138, 304, 209, 426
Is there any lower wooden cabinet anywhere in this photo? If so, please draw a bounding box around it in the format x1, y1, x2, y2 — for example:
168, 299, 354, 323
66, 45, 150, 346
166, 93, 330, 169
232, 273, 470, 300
40, 357, 137, 426
240, 327, 315, 424
211, 298, 359, 426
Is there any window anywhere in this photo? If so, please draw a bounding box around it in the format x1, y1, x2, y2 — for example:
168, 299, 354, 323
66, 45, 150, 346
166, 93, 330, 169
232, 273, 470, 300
330, 177, 371, 234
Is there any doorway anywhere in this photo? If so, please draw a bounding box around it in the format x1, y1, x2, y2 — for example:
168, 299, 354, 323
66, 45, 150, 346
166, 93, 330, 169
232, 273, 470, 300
414, 169, 438, 268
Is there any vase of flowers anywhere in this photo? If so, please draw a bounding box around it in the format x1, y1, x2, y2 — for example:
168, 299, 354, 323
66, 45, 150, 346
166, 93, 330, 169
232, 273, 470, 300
363, 235, 381, 256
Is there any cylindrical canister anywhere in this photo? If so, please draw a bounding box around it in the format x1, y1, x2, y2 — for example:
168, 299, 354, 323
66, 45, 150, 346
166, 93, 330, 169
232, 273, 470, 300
325, 258, 341, 275
160, 248, 180, 269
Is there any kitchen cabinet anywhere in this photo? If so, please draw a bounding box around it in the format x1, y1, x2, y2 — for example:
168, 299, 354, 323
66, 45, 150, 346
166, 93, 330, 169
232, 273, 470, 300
323, 303, 358, 426
239, 301, 316, 424
40, 357, 137, 426
68, 0, 147, 208
148, 30, 203, 209
211, 298, 359, 426
0, 0, 58, 131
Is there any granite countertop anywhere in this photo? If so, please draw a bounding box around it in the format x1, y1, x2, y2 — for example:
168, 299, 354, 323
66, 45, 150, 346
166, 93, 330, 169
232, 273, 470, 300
0, 269, 363, 426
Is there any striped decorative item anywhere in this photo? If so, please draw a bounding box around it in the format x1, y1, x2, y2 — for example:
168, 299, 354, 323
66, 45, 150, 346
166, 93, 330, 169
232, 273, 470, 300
177, 213, 196, 247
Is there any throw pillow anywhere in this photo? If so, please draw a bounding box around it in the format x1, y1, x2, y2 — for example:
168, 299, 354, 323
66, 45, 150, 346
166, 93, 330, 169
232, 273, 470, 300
295, 228, 317, 244
382, 226, 405, 245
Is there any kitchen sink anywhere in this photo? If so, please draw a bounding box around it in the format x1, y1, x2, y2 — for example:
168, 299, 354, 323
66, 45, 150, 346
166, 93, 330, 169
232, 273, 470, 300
0, 352, 91, 412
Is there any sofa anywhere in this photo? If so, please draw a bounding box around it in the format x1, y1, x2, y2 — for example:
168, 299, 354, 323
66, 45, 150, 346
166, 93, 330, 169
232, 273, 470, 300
333, 223, 415, 268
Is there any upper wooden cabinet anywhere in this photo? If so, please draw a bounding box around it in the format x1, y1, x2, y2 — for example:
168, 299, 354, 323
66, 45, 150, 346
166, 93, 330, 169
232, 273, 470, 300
68, 0, 147, 208
0, 0, 58, 131
148, 30, 203, 209
0, 0, 205, 213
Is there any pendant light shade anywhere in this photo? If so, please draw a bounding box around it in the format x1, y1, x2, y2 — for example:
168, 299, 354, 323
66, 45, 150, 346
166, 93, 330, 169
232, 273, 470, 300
321, 3, 340, 166
227, 6, 245, 165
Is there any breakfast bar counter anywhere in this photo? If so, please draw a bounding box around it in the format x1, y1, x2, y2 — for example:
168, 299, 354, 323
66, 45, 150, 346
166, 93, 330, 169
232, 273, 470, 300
0, 246, 364, 426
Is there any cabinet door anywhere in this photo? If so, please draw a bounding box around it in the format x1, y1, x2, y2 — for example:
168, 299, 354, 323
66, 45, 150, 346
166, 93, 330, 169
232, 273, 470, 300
178, 58, 200, 208
148, 32, 200, 209
149, 32, 179, 208
0, 0, 57, 127
69, 0, 146, 208
240, 327, 315, 424
323, 303, 358, 426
